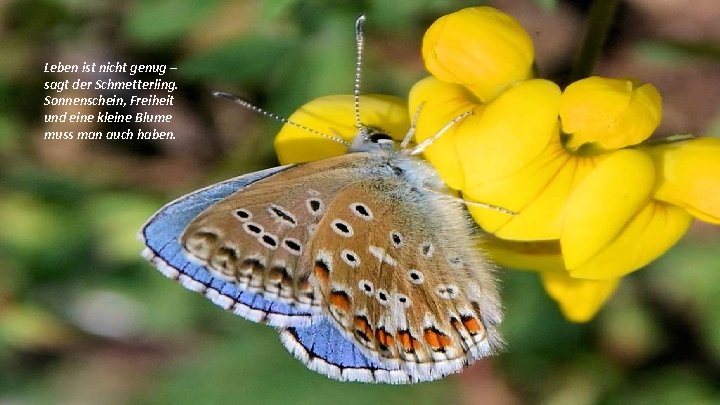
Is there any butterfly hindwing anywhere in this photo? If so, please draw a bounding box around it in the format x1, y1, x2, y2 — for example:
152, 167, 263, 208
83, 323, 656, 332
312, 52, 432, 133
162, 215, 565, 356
308, 170, 503, 381
140, 166, 317, 326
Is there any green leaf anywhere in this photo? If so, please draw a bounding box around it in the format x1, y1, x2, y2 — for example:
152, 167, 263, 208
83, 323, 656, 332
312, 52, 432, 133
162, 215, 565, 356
260, 0, 300, 18
85, 193, 160, 264
124, 0, 221, 45
179, 36, 297, 84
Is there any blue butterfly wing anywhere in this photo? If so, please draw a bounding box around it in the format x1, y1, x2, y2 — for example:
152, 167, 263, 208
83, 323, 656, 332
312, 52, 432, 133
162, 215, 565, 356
139, 166, 317, 327
280, 318, 418, 384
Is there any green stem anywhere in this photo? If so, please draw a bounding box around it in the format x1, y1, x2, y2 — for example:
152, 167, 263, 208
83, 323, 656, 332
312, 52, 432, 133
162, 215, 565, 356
568, 0, 621, 83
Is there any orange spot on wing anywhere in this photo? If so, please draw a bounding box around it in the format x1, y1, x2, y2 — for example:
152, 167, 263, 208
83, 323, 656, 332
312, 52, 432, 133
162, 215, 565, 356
375, 327, 395, 350
353, 316, 373, 343
424, 329, 439, 348
313, 260, 330, 286
423, 327, 452, 352
328, 290, 351, 313
354, 316, 370, 332
461, 316, 484, 336
398, 330, 420, 353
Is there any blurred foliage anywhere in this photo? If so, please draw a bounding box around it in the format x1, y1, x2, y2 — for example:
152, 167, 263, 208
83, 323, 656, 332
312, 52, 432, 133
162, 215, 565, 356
1, 0, 719, 404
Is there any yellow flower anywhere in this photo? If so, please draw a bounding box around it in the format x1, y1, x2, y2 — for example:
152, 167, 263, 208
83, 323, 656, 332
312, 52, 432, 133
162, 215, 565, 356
422, 6, 534, 102
272, 6, 720, 322
275, 94, 409, 165
408, 6, 719, 321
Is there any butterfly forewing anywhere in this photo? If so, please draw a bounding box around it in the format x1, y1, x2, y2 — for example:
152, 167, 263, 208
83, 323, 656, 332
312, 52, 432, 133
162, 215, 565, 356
179, 153, 380, 318
140, 166, 319, 326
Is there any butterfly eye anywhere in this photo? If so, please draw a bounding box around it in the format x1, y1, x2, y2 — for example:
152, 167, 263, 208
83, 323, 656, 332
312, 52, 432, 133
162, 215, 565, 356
368, 132, 393, 144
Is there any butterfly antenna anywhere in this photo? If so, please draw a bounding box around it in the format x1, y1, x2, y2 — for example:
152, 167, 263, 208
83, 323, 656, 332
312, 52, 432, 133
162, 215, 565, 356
212, 91, 351, 146
400, 102, 425, 150
463, 199, 517, 215
408, 110, 472, 156
353, 14, 367, 138
422, 187, 516, 215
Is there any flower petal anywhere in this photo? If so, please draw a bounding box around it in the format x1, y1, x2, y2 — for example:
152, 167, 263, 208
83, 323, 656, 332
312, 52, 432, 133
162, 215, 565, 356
568, 201, 693, 279
491, 153, 598, 240
464, 137, 567, 237
458, 79, 562, 186
644, 137, 720, 224
466, 138, 598, 241
409, 76, 480, 190
422, 6, 534, 102
274, 94, 409, 165
482, 237, 565, 273
540, 270, 620, 323
560, 77, 662, 150
561, 149, 656, 269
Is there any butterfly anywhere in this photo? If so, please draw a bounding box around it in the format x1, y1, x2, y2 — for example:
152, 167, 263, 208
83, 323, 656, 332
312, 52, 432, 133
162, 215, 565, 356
138, 15, 503, 384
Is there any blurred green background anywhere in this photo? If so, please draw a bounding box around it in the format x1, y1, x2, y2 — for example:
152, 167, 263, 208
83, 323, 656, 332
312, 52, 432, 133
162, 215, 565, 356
1, 0, 720, 404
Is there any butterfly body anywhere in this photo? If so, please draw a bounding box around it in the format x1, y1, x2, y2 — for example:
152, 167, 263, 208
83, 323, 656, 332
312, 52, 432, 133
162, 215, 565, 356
141, 132, 503, 383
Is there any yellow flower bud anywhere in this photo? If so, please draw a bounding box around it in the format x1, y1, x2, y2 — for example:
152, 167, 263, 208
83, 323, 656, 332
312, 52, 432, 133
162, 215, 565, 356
560, 77, 662, 150
274, 95, 409, 165
422, 6, 534, 102
645, 137, 720, 224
